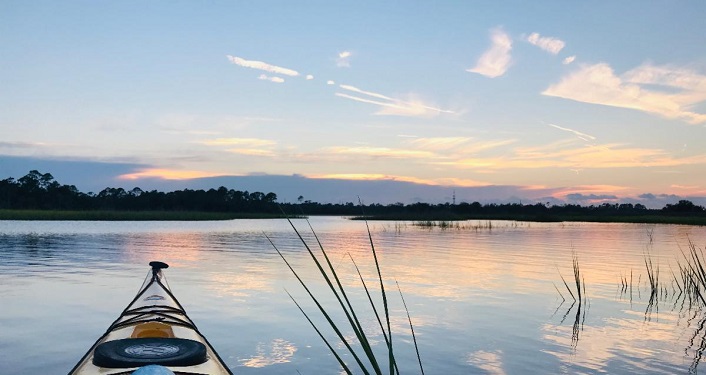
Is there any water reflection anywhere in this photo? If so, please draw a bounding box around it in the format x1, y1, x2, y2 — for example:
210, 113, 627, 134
240, 338, 298, 368
467, 350, 506, 375
552, 299, 587, 350
1, 219, 706, 374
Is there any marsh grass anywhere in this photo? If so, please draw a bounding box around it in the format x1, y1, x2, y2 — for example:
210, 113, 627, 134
414, 220, 498, 231
269, 215, 424, 374
615, 243, 706, 319
556, 253, 585, 303
619, 270, 634, 301
555, 253, 588, 348
645, 253, 660, 296
679, 242, 706, 306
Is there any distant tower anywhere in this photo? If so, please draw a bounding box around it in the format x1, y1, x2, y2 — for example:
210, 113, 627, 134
453, 190, 456, 205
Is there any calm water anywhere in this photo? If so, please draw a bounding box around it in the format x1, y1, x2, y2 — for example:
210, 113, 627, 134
1, 217, 705, 374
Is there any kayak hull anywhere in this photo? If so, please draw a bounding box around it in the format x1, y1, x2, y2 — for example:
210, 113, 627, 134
69, 262, 233, 375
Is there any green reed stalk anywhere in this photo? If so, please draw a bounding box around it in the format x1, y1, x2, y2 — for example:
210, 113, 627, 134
301, 219, 383, 373
270, 208, 423, 375
266, 234, 370, 373
285, 291, 352, 374
349, 255, 393, 358
284, 216, 383, 374
680, 243, 706, 306
573, 254, 582, 302
644, 253, 659, 296
362, 219, 396, 375
396, 281, 425, 375
557, 267, 576, 301
553, 282, 566, 302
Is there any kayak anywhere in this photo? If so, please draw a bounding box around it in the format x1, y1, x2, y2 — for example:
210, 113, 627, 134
69, 261, 233, 375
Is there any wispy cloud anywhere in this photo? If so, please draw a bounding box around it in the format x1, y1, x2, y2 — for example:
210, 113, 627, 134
202, 137, 278, 157
435, 139, 706, 170
526, 32, 565, 55
543, 63, 706, 124
623, 64, 706, 92
670, 184, 701, 190
324, 146, 436, 159
548, 123, 596, 141
226, 55, 299, 77
512, 142, 705, 168
467, 28, 513, 78
563, 55, 576, 65
258, 74, 285, 83
0, 141, 47, 149
202, 138, 277, 147
226, 148, 276, 157
336, 51, 352, 67
306, 74, 314, 80
407, 137, 516, 153
336, 85, 454, 117
407, 137, 472, 151
339, 85, 394, 101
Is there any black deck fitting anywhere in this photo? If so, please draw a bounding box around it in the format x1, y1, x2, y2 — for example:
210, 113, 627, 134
149, 261, 169, 270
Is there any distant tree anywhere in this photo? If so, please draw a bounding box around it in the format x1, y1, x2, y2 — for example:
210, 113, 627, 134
129, 187, 143, 196
663, 200, 705, 213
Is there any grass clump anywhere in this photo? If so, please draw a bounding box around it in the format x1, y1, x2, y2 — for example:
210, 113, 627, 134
268, 215, 424, 375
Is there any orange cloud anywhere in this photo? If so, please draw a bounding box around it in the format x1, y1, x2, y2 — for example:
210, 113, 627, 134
118, 169, 224, 180
226, 148, 276, 157
324, 146, 436, 159
438, 141, 706, 170
669, 184, 706, 195
202, 138, 276, 147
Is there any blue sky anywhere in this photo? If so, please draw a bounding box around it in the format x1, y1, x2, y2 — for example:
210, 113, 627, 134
2, 1, 706, 206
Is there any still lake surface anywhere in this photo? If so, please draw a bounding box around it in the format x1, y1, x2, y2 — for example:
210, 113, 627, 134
1, 217, 705, 374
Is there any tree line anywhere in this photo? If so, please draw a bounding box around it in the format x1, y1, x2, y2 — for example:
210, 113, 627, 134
1, 170, 705, 219
0, 170, 278, 213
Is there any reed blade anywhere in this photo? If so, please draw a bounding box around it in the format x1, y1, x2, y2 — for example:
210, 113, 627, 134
266, 233, 371, 374
349, 254, 392, 351
396, 281, 425, 375
286, 290, 353, 375
557, 267, 576, 301
281, 214, 383, 374
360, 203, 396, 375
301, 218, 383, 373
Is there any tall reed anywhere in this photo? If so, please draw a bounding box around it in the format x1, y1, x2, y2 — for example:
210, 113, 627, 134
556, 253, 584, 303
270, 214, 423, 374
555, 253, 587, 347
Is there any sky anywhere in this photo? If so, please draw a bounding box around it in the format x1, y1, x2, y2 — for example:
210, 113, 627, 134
2, 1, 706, 207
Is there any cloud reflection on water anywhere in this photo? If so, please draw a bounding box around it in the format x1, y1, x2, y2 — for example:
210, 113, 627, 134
239, 338, 297, 368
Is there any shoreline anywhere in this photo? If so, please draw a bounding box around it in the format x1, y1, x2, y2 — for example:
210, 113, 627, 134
0, 209, 294, 221
352, 214, 706, 226
1, 209, 704, 225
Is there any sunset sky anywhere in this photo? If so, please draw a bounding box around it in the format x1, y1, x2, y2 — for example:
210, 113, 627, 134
2, 1, 706, 206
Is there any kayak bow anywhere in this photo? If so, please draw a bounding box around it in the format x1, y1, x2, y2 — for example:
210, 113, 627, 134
69, 262, 233, 375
